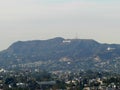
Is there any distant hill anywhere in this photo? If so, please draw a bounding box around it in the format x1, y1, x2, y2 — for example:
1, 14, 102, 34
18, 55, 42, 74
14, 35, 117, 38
0, 37, 120, 73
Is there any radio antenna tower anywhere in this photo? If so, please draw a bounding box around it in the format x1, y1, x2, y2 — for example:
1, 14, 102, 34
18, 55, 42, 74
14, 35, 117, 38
75, 33, 78, 39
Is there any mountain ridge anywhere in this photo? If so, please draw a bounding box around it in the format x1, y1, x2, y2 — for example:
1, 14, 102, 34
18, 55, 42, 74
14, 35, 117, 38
0, 37, 120, 73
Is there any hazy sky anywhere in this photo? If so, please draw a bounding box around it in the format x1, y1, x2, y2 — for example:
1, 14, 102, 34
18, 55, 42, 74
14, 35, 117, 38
0, 0, 120, 50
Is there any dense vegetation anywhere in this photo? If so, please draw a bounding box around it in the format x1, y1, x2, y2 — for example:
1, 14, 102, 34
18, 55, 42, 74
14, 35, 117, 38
0, 69, 119, 90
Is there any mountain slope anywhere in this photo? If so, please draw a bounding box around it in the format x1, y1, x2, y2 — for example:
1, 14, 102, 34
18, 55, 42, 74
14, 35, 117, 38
0, 37, 120, 72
